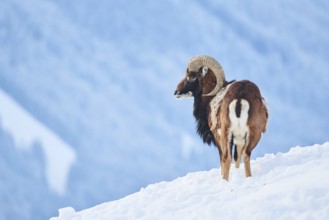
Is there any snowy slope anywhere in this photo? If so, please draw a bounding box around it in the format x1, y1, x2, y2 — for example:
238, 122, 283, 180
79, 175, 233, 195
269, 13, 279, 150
52, 142, 329, 220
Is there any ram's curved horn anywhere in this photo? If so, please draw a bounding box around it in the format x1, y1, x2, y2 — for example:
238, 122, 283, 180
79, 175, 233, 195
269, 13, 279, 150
187, 55, 226, 96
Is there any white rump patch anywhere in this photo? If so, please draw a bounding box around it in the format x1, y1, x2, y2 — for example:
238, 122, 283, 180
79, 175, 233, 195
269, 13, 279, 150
229, 99, 249, 146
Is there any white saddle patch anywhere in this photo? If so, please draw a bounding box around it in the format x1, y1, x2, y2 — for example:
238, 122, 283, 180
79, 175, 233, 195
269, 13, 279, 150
209, 83, 232, 130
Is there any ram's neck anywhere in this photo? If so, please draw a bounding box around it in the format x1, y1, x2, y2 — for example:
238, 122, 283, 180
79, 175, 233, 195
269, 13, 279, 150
193, 94, 215, 146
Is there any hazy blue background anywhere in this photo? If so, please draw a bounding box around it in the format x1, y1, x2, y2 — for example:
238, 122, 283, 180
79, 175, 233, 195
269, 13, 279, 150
1, 0, 328, 219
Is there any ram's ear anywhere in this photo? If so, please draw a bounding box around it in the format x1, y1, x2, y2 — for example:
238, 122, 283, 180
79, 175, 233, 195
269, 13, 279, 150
201, 66, 208, 77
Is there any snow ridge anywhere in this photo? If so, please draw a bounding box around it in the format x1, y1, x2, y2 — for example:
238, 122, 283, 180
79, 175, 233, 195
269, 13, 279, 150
52, 142, 329, 220
0, 89, 76, 195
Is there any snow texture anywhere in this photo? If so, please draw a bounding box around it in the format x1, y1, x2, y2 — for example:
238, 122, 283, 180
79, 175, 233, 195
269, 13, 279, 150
51, 142, 329, 220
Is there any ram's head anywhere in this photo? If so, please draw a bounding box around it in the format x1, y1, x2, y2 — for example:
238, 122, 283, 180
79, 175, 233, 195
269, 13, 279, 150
174, 55, 226, 99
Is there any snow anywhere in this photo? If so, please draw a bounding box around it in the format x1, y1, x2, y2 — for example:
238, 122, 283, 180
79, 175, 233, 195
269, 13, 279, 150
0, 88, 76, 195
51, 142, 329, 220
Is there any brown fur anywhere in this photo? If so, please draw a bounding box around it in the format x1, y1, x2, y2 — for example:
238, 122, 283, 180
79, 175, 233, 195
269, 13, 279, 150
212, 80, 268, 180
202, 70, 217, 95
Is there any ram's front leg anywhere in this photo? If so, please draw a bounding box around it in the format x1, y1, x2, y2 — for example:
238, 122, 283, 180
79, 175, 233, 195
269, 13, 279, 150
216, 147, 224, 176
213, 131, 223, 176
219, 155, 224, 176
222, 151, 232, 180
220, 130, 232, 180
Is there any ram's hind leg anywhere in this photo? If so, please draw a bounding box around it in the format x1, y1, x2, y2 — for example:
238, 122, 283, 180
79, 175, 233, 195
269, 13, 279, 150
243, 151, 252, 177
243, 139, 253, 177
243, 132, 260, 177
234, 144, 245, 168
